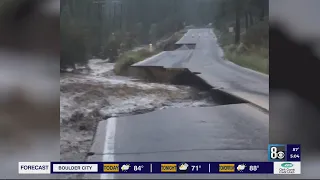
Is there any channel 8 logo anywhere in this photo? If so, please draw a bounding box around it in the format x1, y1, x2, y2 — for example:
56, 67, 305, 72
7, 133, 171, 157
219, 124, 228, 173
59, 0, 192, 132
268, 144, 286, 161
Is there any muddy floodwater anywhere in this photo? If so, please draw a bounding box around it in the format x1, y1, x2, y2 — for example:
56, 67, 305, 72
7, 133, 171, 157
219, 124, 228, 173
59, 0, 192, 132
60, 59, 216, 178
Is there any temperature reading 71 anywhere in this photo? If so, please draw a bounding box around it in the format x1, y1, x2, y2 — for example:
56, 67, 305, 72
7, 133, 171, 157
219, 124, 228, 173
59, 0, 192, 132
191, 165, 201, 171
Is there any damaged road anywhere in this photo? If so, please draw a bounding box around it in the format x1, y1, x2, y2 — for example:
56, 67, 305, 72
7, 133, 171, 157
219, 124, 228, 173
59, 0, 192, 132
84, 29, 269, 179
87, 104, 269, 179
61, 29, 269, 179
60, 59, 217, 178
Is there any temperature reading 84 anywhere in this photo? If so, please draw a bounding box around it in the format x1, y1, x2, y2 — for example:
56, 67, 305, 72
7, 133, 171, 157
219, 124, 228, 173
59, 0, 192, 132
191, 165, 201, 171
134, 165, 144, 171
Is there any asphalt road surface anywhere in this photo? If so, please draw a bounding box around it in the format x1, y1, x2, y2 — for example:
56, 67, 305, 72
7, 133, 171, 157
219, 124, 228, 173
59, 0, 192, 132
175, 29, 203, 45
133, 28, 269, 111
185, 29, 269, 111
86, 28, 270, 179
86, 105, 269, 179
132, 50, 193, 68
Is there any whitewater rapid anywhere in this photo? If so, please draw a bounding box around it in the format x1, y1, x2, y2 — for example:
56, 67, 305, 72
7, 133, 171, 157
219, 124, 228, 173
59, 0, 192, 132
60, 59, 215, 123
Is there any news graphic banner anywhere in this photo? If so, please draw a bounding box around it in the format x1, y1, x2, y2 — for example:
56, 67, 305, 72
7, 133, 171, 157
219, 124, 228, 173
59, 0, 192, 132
18, 161, 301, 175
18, 144, 301, 175
268, 144, 301, 161
19, 162, 273, 174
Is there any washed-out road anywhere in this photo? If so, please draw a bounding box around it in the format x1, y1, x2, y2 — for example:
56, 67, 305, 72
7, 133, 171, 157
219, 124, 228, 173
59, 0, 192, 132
86, 28, 269, 179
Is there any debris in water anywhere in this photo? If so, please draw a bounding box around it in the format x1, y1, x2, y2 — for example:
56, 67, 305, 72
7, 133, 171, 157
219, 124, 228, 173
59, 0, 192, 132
60, 58, 216, 164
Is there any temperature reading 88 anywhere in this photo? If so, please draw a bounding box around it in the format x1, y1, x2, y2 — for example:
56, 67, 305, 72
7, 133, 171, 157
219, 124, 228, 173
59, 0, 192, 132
134, 165, 144, 171
249, 165, 259, 171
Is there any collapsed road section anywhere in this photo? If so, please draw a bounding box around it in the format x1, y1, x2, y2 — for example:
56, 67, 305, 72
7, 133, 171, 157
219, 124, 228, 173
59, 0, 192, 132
85, 28, 269, 179
131, 28, 269, 112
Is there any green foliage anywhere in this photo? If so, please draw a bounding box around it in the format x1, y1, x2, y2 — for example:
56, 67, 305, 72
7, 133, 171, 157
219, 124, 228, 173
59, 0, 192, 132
114, 49, 158, 75
155, 31, 184, 51
121, 32, 139, 51
149, 23, 159, 44
224, 47, 269, 74
62, 0, 239, 71
133, 22, 145, 43
242, 20, 269, 47
103, 32, 122, 62
213, 0, 268, 31
219, 32, 235, 47
217, 24, 269, 74
213, 0, 269, 74
60, 4, 88, 70
61, 24, 87, 69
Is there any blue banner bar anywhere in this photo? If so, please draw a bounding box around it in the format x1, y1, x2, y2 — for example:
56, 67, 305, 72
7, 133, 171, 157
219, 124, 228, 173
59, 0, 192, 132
286, 144, 301, 161
51, 162, 274, 174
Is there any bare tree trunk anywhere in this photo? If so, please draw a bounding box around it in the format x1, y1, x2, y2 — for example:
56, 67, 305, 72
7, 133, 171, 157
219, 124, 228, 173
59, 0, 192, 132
248, 12, 254, 26
235, 2, 241, 44
245, 11, 249, 31
260, 8, 265, 21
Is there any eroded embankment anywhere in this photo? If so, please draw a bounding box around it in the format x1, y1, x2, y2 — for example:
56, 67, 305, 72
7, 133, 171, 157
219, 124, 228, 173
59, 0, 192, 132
128, 66, 247, 105
60, 60, 217, 168
60, 57, 250, 179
